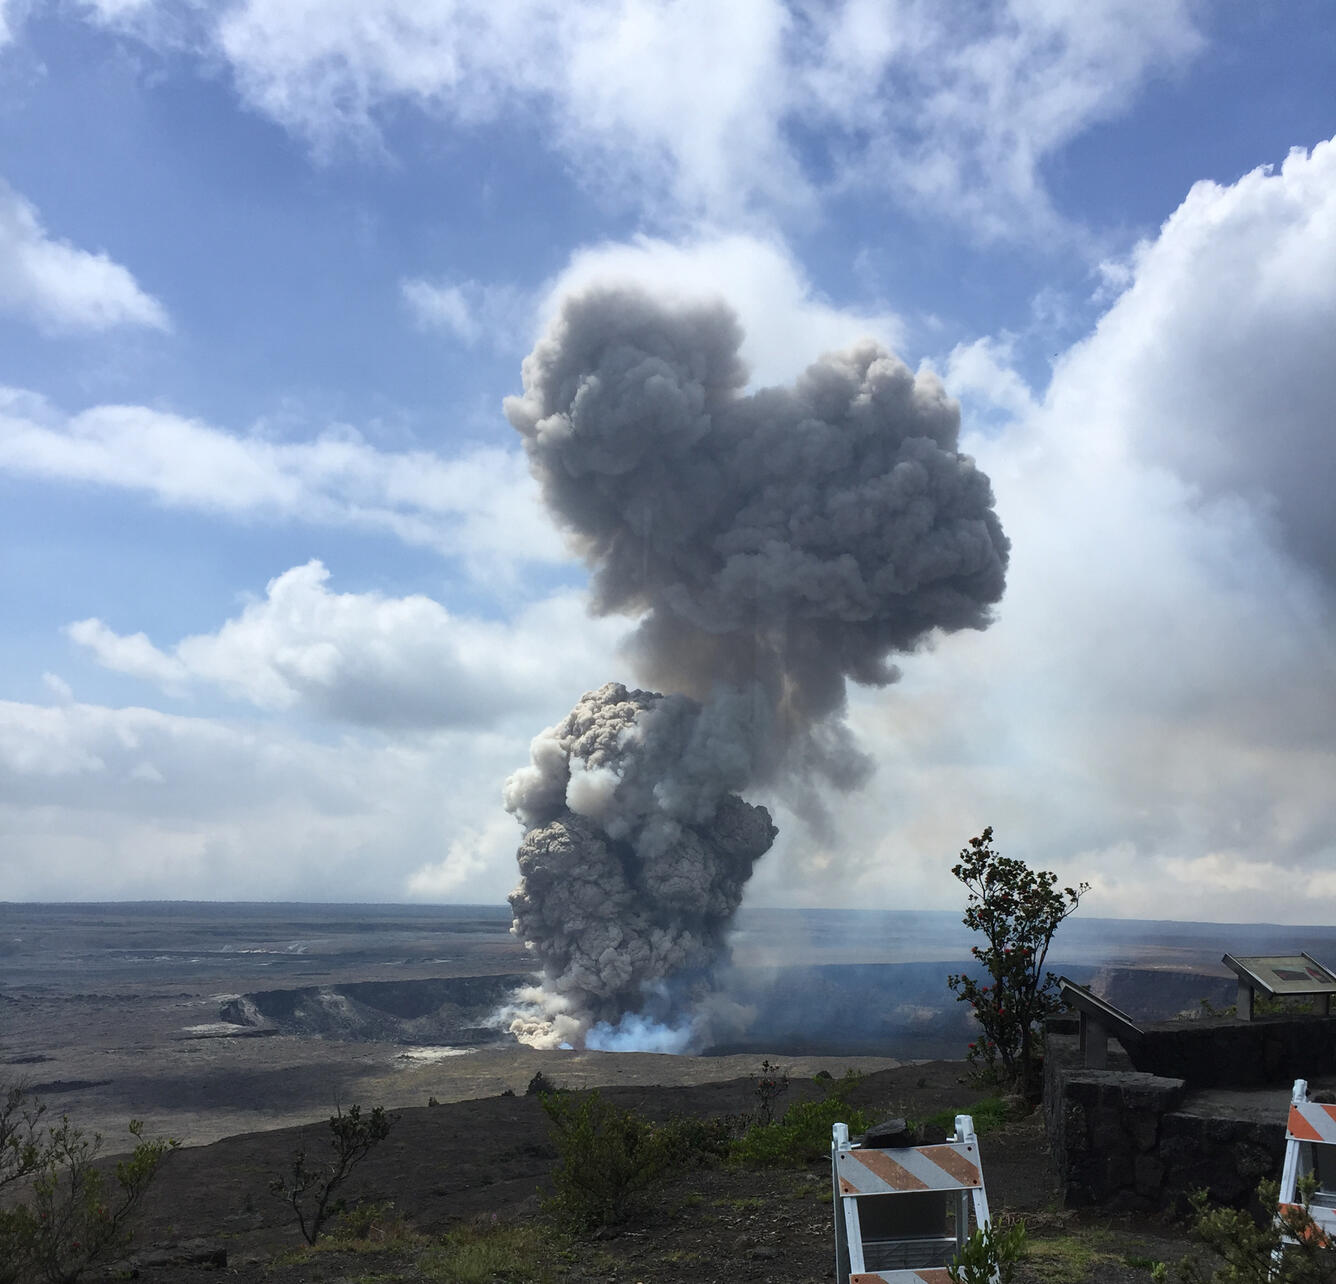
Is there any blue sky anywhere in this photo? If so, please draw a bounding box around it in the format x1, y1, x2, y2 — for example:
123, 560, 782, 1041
1, 0, 1334, 921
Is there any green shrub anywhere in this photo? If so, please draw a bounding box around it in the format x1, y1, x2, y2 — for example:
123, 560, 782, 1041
950, 1219, 1027, 1284
0, 1110, 178, 1284
655, 1112, 747, 1166
731, 1094, 871, 1169
1177, 1179, 1336, 1282
269, 1103, 397, 1245
540, 1091, 666, 1230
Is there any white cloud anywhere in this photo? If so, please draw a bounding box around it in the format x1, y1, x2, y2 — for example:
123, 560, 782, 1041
41, 672, 74, 704
801, 0, 1203, 240
67, 560, 624, 730
36, 150, 1336, 920
65, 619, 189, 693
0, 696, 531, 900
204, 0, 802, 221
0, 387, 561, 574
76, 0, 1202, 240
944, 335, 1039, 422
745, 134, 1336, 920
547, 232, 905, 387
1054, 139, 1336, 585
400, 275, 533, 350
0, 181, 169, 334
406, 813, 518, 898
401, 279, 478, 342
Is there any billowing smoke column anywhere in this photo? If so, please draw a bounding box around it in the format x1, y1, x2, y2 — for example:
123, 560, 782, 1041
500, 286, 1009, 1049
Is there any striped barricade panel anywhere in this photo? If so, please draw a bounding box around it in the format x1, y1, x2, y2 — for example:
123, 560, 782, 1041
1279, 1202, 1336, 1245
851, 1271, 953, 1283
837, 1143, 982, 1197
1287, 1102, 1336, 1144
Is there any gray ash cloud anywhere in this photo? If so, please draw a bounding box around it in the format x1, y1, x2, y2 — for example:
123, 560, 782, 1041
499, 286, 1009, 1047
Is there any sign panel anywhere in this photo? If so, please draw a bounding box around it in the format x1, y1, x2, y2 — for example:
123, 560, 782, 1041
1222, 953, 1336, 998
1057, 976, 1144, 1042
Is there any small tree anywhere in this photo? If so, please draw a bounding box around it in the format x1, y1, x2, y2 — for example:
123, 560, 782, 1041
269, 1104, 396, 1246
752, 1060, 790, 1126
947, 827, 1087, 1094
0, 1102, 177, 1284
0, 1083, 47, 1195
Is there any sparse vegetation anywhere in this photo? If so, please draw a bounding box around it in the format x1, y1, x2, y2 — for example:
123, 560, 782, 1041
752, 1059, 790, 1125
269, 1103, 397, 1245
538, 1063, 876, 1229
0, 1083, 47, 1196
1196, 993, 1322, 1020
916, 1096, 1012, 1138
328, 1199, 413, 1247
947, 826, 1088, 1094
0, 1084, 177, 1284
5, 1060, 1211, 1284
1176, 1178, 1336, 1282
949, 1218, 1027, 1283
655, 1111, 747, 1166
420, 1219, 563, 1284
539, 1090, 668, 1230
730, 1072, 870, 1168
1023, 1228, 1123, 1282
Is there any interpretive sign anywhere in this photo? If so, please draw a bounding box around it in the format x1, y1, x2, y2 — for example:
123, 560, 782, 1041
1222, 953, 1336, 1020
1057, 976, 1144, 1069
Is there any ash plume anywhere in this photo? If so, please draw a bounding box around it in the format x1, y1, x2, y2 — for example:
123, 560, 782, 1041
500, 286, 1009, 1048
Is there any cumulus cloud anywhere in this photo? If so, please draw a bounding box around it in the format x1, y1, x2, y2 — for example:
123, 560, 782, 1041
0, 388, 559, 573
0, 181, 169, 333
745, 136, 1336, 920
74, 0, 1202, 239
67, 561, 623, 729
547, 233, 905, 387
1056, 139, 1336, 586
0, 696, 530, 901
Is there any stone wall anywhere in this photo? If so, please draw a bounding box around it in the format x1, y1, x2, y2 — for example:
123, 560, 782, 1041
1044, 1022, 1292, 1211
1128, 1015, 1336, 1088
1157, 1111, 1283, 1211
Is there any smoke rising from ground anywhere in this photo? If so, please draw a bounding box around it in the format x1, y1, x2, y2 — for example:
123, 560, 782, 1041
500, 287, 1009, 1048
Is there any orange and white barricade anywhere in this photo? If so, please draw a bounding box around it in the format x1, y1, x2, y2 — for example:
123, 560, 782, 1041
1275, 1079, 1336, 1269
832, 1115, 994, 1284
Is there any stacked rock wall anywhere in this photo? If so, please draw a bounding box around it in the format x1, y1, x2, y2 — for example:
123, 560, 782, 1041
1044, 1018, 1301, 1211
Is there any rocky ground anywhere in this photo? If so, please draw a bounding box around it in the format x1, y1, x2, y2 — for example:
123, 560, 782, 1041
55, 1059, 1199, 1284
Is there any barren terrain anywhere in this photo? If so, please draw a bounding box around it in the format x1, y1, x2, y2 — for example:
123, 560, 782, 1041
8, 903, 1332, 1282
96, 1060, 1190, 1284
